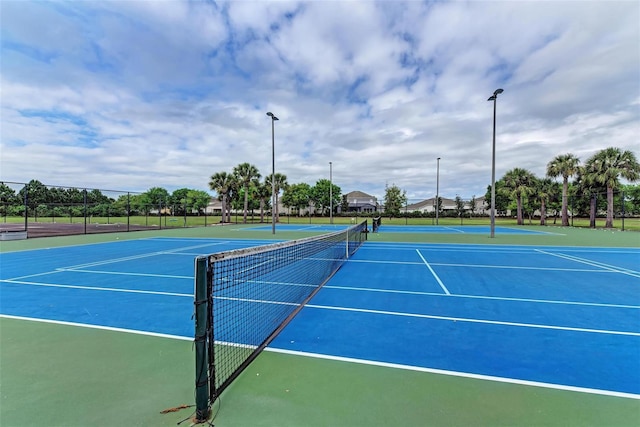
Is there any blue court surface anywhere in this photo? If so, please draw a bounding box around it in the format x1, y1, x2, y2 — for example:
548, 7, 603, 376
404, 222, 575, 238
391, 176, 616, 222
1, 238, 639, 398
243, 224, 556, 234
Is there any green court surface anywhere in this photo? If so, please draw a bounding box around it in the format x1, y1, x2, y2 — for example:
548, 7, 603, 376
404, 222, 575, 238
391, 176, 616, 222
1, 224, 639, 426
1, 317, 638, 427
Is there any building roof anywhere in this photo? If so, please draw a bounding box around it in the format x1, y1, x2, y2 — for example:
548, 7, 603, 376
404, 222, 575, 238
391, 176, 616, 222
345, 190, 376, 200
405, 197, 458, 210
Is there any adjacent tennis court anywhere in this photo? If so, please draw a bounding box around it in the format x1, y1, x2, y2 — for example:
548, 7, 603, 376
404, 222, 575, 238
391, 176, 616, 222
242, 224, 556, 234
1, 227, 639, 426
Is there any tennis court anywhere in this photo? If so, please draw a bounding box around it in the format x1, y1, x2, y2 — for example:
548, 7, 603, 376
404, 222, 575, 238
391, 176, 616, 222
270, 242, 640, 395
243, 224, 556, 234
1, 228, 639, 426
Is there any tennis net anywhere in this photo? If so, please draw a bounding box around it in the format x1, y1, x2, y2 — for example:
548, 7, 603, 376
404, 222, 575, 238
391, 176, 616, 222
194, 220, 368, 420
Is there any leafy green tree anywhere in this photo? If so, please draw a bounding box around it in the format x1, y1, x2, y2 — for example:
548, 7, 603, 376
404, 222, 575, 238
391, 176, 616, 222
209, 171, 235, 223
129, 194, 148, 215
383, 184, 407, 217
170, 188, 191, 215
282, 183, 312, 216
233, 163, 261, 224
66, 188, 84, 204
502, 168, 536, 225
484, 181, 510, 216
0, 183, 17, 201
48, 187, 67, 205
113, 194, 131, 216
547, 153, 580, 226
18, 180, 50, 220
622, 184, 640, 215
187, 190, 211, 215
233, 185, 260, 214
87, 189, 111, 205
586, 147, 640, 228
0, 183, 18, 218
469, 195, 477, 216
0, 184, 18, 213
454, 195, 465, 218
143, 187, 170, 214
310, 179, 341, 215
340, 194, 349, 213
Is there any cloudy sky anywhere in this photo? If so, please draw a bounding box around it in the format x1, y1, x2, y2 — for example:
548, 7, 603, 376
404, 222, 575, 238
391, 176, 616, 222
1, 1, 638, 202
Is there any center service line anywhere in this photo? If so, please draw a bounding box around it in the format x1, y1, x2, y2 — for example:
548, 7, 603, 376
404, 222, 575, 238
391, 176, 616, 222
416, 249, 450, 295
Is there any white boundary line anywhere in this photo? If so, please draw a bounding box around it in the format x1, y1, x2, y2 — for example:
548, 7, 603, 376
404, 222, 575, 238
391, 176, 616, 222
349, 257, 614, 273
2, 314, 637, 400
4, 278, 637, 310
359, 241, 640, 253
416, 249, 450, 295
1, 279, 193, 297
53, 269, 192, 279
535, 249, 640, 277
305, 304, 640, 336
441, 226, 465, 233
266, 347, 640, 400
0, 314, 192, 341
324, 285, 640, 309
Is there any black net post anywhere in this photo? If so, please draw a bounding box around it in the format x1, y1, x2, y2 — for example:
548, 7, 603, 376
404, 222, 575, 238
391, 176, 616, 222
194, 256, 211, 422
199, 221, 367, 406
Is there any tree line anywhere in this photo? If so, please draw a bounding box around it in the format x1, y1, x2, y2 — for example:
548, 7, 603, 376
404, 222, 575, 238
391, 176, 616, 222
3, 147, 638, 227
484, 147, 640, 227
208, 162, 341, 223
0, 180, 211, 219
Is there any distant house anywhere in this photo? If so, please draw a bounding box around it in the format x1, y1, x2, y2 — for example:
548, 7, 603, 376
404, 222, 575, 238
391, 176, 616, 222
205, 198, 223, 215
403, 197, 457, 214
472, 196, 487, 215
341, 191, 379, 213
403, 196, 487, 215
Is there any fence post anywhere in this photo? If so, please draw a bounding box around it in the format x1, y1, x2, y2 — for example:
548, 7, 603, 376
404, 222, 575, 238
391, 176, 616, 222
83, 189, 88, 234
621, 191, 625, 231
127, 192, 130, 232
23, 184, 28, 232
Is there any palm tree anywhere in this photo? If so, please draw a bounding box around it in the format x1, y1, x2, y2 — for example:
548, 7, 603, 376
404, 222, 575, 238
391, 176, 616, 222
266, 173, 288, 222
254, 179, 271, 223
233, 163, 261, 224
535, 177, 556, 226
208, 171, 234, 223
547, 153, 580, 226
586, 148, 640, 228
502, 168, 536, 225
575, 164, 604, 228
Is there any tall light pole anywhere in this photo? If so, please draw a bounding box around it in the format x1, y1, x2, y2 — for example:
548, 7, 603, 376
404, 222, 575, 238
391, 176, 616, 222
487, 88, 504, 238
436, 157, 441, 225
329, 161, 333, 225
267, 112, 279, 234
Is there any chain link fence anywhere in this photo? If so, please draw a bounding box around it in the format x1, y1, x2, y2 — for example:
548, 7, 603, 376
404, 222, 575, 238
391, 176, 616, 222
0, 181, 219, 238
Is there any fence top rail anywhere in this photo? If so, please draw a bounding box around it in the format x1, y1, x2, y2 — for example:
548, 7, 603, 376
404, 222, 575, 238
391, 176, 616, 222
0, 181, 145, 194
